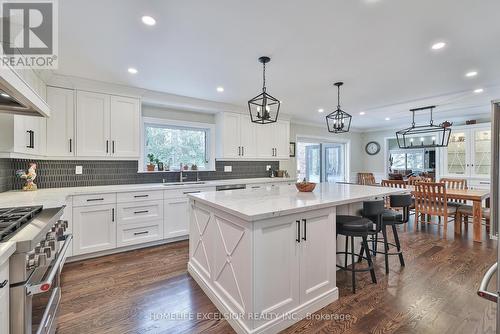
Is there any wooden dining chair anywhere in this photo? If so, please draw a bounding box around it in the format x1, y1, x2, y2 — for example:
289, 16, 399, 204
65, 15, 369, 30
413, 182, 457, 234
407, 176, 432, 186
381, 179, 406, 208
439, 178, 468, 223
358, 173, 376, 185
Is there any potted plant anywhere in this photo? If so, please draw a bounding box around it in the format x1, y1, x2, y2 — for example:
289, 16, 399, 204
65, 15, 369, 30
191, 164, 198, 171
156, 158, 164, 171
147, 153, 156, 171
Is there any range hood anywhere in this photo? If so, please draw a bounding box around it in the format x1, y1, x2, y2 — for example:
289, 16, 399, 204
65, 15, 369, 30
0, 66, 50, 117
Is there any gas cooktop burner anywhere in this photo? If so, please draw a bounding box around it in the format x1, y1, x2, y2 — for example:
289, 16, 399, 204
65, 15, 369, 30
0, 206, 43, 242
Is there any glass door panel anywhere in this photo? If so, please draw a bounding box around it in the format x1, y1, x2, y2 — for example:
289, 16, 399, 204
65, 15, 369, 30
323, 144, 346, 182
474, 129, 491, 176
297, 142, 321, 183
447, 132, 467, 175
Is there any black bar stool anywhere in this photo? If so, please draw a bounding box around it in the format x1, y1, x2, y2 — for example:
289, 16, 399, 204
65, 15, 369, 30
336, 214, 377, 293
360, 194, 412, 274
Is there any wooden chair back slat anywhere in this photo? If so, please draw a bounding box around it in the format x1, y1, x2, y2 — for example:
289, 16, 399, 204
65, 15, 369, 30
358, 173, 376, 185
414, 182, 448, 217
407, 176, 433, 186
381, 179, 406, 189
440, 178, 468, 204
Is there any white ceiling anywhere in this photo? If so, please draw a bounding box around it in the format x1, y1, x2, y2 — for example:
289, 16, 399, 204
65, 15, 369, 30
57, 0, 500, 130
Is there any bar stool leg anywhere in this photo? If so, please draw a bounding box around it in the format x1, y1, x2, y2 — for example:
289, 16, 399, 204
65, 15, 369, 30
381, 224, 390, 274
344, 235, 348, 268
362, 236, 377, 284
351, 236, 356, 293
392, 224, 405, 267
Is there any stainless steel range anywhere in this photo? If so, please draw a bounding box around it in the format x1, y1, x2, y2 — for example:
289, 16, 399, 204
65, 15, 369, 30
0, 205, 72, 334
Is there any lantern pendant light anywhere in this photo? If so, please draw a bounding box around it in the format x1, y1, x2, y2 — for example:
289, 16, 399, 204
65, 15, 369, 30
326, 82, 352, 133
248, 56, 281, 124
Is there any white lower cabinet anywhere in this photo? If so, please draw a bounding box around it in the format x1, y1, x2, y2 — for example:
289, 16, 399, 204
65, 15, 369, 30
164, 197, 189, 239
73, 204, 116, 255
0, 261, 9, 334
116, 200, 164, 247
254, 208, 336, 321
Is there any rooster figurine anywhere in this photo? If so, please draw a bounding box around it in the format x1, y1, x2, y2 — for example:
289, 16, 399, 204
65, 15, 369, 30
16, 163, 38, 191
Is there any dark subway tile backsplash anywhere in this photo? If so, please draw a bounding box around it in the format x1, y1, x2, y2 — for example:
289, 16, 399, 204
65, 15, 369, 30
3, 159, 280, 191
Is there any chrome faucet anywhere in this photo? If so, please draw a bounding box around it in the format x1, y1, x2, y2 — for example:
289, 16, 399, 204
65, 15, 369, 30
179, 164, 187, 182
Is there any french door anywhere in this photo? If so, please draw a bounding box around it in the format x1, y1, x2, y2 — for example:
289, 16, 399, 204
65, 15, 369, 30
298, 140, 347, 183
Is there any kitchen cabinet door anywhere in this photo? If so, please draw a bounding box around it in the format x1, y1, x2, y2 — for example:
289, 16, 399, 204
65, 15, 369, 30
110, 95, 140, 158
256, 122, 275, 158
444, 131, 469, 177
240, 114, 257, 158
76, 91, 110, 157
253, 218, 300, 318
0, 262, 8, 334
219, 112, 241, 159
299, 209, 336, 303
46, 86, 75, 156
73, 204, 116, 255
274, 120, 290, 159
471, 128, 491, 178
164, 197, 189, 238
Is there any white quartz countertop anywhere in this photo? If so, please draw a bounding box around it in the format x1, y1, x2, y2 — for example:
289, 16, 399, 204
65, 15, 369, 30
0, 177, 295, 208
188, 183, 405, 221
0, 241, 15, 266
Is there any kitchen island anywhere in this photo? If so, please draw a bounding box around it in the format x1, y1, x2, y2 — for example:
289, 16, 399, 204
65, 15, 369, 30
187, 182, 403, 334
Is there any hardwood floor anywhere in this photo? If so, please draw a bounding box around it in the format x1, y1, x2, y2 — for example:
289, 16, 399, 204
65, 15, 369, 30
57, 220, 497, 334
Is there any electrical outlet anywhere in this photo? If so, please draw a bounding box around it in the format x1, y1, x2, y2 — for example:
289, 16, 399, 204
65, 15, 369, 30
224, 165, 232, 172
75, 166, 83, 175
266, 165, 272, 171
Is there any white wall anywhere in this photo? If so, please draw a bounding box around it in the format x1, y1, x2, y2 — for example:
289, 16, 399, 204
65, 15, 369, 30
281, 122, 364, 181
142, 105, 215, 124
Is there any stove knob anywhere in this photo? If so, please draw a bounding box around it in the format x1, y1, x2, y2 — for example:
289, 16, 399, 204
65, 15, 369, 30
43, 247, 52, 258
55, 227, 64, 237
27, 258, 36, 269
48, 240, 56, 251
34, 246, 41, 254
39, 254, 47, 266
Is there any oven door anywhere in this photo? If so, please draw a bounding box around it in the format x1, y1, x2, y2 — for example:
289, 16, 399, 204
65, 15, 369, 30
26, 234, 72, 334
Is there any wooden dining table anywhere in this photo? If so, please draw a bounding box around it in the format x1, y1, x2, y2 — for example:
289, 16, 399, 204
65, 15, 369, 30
405, 186, 490, 242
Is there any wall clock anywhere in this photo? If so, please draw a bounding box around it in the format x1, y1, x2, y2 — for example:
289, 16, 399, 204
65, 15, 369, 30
365, 141, 381, 155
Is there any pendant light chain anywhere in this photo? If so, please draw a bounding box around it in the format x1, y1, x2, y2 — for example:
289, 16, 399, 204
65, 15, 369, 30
337, 84, 341, 109
262, 61, 266, 92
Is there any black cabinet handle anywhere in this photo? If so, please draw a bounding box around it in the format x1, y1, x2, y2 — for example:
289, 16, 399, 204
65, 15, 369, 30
69, 138, 72, 153
134, 195, 148, 198
183, 191, 201, 194
134, 231, 149, 236
302, 219, 307, 241
242, 146, 244, 156
296, 220, 301, 243
106, 140, 109, 153
112, 208, 115, 222
112, 140, 115, 154
26, 130, 34, 148
238, 146, 241, 156
0, 279, 7, 288
133, 210, 149, 214
86, 198, 104, 202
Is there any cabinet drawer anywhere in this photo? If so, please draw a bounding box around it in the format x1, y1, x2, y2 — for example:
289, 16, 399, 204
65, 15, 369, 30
73, 193, 116, 207
117, 190, 163, 203
164, 187, 215, 199
117, 220, 163, 247
117, 200, 163, 224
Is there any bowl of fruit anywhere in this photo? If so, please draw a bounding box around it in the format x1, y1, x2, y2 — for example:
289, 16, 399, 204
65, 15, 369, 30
295, 179, 316, 192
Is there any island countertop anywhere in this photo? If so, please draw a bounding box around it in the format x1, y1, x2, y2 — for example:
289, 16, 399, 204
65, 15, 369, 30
188, 182, 404, 221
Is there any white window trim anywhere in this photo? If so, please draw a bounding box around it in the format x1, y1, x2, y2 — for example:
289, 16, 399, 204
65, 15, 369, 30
139, 117, 216, 172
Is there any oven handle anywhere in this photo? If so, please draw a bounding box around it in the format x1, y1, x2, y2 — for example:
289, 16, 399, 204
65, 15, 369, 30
477, 262, 498, 303
26, 234, 73, 296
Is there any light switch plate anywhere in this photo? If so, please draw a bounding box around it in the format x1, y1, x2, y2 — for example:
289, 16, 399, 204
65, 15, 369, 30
75, 166, 83, 174
224, 166, 232, 172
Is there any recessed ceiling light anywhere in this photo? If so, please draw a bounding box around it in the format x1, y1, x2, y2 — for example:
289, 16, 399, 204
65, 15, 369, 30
431, 42, 446, 50
128, 67, 138, 74
474, 88, 484, 94
465, 71, 478, 77
216, 86, 224, 92
359, 112, 366, 115
318, 108, 324, 113
141, 16, 156, 26
385, 117, 390, 121
0, 93, 10, 98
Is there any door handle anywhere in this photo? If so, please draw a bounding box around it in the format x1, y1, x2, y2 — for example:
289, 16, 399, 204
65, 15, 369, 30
296, 220, 301, 243
478, 262, 498, 303
302, 219, 307, 241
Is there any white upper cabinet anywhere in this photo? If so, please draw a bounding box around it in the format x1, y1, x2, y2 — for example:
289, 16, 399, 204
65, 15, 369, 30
46, 86, 75, 157
0, 113, 45, 156
76, 91, 111, 157
110, 95, 140, 157
216, 112, 289, 160
76, 91, 140, 158
441, 124, 491, 180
